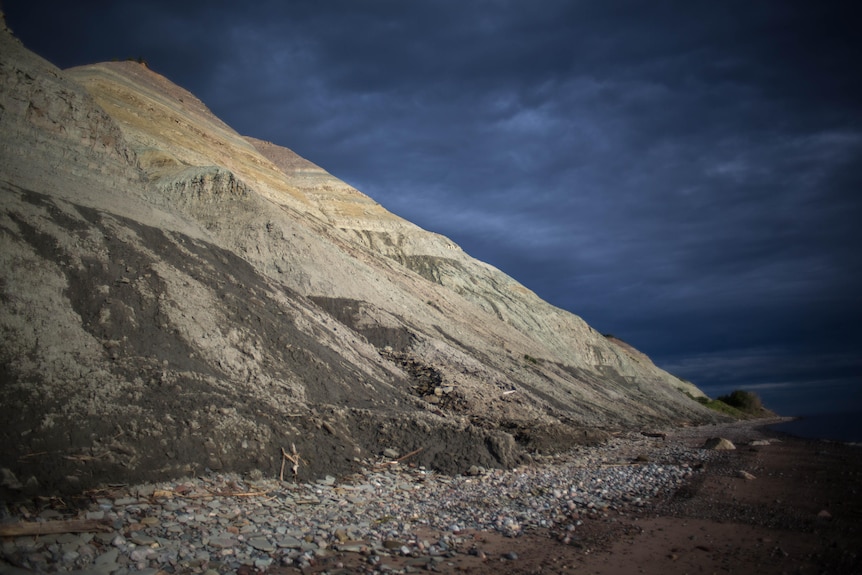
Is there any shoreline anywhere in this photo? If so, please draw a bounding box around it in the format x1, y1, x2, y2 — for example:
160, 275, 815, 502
561, 418, 862, 575
762, 411, 862, 446
1, 418, 860, 574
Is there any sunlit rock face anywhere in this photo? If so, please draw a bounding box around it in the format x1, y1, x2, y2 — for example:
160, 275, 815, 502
0, 18, 720, 495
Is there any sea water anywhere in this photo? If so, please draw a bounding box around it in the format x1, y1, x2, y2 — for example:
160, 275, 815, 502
767, 411, 862, 444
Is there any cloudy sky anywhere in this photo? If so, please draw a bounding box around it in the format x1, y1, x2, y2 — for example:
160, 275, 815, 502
5, 1, 861, 415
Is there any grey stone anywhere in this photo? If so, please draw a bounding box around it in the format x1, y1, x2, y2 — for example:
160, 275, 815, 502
94, 548, 120, 565
208, 535, 238, 549
0, 468, 22, 490
57, 533, 83, 545
254, 557, 273, 569
276, 535, 304, 549
129, 548, 149, 562
38, 509, 63, 520
130, 533, 156, 546
248, 537, 276, 552
76, 564, 118, 575
135, 484, 156, 498
95, 533, 116, 545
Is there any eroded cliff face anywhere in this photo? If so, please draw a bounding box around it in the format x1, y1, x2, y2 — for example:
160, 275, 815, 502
0, 21, 720, 496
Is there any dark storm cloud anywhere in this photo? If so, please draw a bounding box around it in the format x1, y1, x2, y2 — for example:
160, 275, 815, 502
4, 1, 861, 414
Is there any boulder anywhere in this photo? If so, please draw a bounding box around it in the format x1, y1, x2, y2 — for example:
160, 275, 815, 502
703, 437, 736, 450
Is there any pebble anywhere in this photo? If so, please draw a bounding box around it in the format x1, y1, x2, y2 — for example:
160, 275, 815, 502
248, 537, 276, 552
0, 430, 730, 574
129, 533, 156, 546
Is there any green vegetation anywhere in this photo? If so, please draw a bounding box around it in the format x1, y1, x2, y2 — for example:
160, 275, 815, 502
716, 389, 764, 414
693, 395, 747, 417
523, 354, 538, 365
685, 388, 767, 419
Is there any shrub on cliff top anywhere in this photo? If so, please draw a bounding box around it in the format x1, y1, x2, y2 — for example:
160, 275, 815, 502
717, 389, 764, 414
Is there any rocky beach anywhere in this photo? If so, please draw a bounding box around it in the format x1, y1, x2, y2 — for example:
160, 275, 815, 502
2, 419, 860, 574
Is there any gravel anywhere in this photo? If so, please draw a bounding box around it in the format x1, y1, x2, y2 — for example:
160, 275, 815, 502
0, 430, 737, 574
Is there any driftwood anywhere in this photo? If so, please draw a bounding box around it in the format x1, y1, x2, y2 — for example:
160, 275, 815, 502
154, 490, 270, 499
0, 519, 110, 537
374, 447, 424, 469
280, 443, 304, 481
391, 447, 423, 463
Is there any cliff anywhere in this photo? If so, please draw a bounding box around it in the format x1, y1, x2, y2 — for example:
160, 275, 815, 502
0, 21, 720, 496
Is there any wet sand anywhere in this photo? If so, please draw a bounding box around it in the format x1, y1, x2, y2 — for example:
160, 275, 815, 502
572, 424, 862, 575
